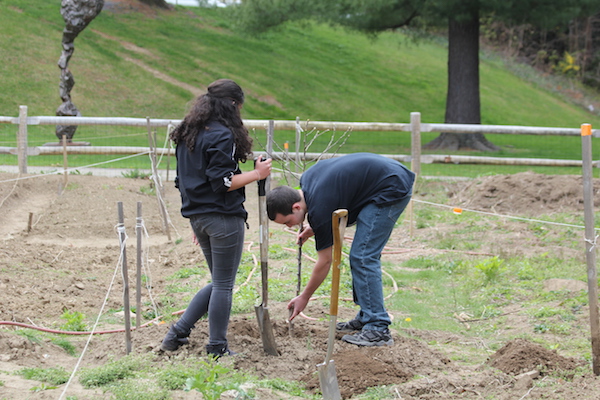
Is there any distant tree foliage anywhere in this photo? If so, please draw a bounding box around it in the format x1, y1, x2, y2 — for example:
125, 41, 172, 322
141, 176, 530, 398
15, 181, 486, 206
232, 0, 600, 151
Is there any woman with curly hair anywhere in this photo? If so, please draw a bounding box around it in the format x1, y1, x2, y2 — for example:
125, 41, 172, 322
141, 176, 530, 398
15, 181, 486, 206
161, 79, 271, 357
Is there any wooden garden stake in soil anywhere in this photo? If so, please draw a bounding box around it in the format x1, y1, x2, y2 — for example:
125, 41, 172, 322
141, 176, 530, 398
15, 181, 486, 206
117, 202, 132, 355
317, 209, 348, 400
581, 123, 600, 375
135, 202, 142, 329
289, 225, 304, 337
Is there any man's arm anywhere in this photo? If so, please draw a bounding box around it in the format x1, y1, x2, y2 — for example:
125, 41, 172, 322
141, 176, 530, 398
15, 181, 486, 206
287, 246, 332, 320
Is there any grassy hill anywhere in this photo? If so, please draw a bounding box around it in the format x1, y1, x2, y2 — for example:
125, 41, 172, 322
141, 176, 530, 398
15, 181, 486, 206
2, 0, 600, 129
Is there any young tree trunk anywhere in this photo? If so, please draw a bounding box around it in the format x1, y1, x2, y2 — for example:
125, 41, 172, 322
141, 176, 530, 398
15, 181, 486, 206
425, 9, 500, 152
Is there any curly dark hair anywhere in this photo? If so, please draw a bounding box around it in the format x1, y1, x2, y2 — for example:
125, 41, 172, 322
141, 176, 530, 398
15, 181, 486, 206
169, 79, 253, 162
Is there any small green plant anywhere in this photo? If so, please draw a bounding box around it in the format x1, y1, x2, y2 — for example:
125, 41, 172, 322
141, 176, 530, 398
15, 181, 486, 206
51, 337, 78, 356
60, 309, 87, 332
532, 306, 562, 319
103, 379, 171, 400
170, 266, 205, 279
15, 329, 43, 344
257, 377, 311, 397
18, 367, 69, 386
79, 356, 142, 388
140, 184, 156, 195
355, 385, 395, 399
185, 358, 248, 400
30, 382, 58, 392
122, 169, 151, 179
474, 256, 504, 285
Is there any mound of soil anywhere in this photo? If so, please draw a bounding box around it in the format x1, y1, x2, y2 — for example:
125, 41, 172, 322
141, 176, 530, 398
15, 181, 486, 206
488, 338, 585, 377
452, 171, 600, 216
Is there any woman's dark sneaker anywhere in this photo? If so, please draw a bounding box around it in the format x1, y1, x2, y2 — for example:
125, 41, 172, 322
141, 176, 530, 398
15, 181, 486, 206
341, 329, 393, 346
335, 319, 364, 332
160, 324, 190, 351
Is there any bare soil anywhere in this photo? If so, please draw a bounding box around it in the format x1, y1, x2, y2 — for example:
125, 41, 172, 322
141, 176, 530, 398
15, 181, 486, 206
1, 170, 600, 399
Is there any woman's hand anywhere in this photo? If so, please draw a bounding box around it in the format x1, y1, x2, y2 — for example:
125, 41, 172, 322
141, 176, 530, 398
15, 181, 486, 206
228, 155, 272, 191
254, 155, 272, 180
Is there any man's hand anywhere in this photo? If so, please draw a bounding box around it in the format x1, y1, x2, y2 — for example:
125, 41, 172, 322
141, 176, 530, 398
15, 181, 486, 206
297, 225, 314, 246
287, 294, 309, 321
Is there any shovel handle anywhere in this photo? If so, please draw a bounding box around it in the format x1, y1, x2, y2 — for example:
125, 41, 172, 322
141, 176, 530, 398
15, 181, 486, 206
330, 209, 348, 317
257, 177, 266, 196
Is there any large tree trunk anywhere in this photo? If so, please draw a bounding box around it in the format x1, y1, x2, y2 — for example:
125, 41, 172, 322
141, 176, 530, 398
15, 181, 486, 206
425, 9, 500, 152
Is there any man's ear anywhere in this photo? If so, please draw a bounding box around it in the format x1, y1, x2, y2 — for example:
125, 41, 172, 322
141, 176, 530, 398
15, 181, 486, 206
292, 202, 302, 212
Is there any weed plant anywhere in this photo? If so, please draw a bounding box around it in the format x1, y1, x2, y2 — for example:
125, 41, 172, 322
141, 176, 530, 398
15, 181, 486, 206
17, 367, 69, 386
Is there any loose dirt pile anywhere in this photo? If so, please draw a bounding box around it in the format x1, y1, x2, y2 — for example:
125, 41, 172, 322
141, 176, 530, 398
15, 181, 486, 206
1, 171, 599, 399
453, 171, 600, 216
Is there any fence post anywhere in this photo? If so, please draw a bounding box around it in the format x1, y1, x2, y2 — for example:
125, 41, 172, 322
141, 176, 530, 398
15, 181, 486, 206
410, 112, 421, 176
295, 117, 302, 186
266, 120, 274, 192
17, 105, 28, 174
581, 123, 600, 375
408, 112, 422, 237
146, 118, 171, 241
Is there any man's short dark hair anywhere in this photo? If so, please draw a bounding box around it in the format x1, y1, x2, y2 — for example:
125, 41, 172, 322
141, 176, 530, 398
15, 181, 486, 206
266, 186, 301, 220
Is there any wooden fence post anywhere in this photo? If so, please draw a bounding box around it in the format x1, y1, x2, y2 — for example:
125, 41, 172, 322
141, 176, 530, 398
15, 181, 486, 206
410, 112, 421, 177
147, 117, 171, 241
408, 112, 422, 237
266, 120, 274, 192
295, 116, 302, 187
581, 123, 600, 375
17, 105, 28, 174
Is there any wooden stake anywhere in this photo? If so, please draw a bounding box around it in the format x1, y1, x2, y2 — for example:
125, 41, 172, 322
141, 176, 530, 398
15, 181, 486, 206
136, 202, 142, 329
117, 202, 132, 355
27, 212, 33, 233
581, 123, 600, 375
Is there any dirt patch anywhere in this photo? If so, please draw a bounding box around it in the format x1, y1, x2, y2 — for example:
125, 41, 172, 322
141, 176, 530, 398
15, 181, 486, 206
452, 171, 599, 216
1, 170, 599, 399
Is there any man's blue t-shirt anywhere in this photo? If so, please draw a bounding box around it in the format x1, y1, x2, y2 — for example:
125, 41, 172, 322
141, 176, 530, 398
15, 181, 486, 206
300, 153, 415, 251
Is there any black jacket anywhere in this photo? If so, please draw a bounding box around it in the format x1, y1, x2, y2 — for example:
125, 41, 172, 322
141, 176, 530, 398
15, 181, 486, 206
175, 120, 247, 220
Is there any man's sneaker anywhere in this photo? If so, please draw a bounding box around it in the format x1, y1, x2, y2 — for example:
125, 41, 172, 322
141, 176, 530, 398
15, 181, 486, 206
206, 344, 237, 359
341, 329, 394, 347
336, 319, 364, 332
